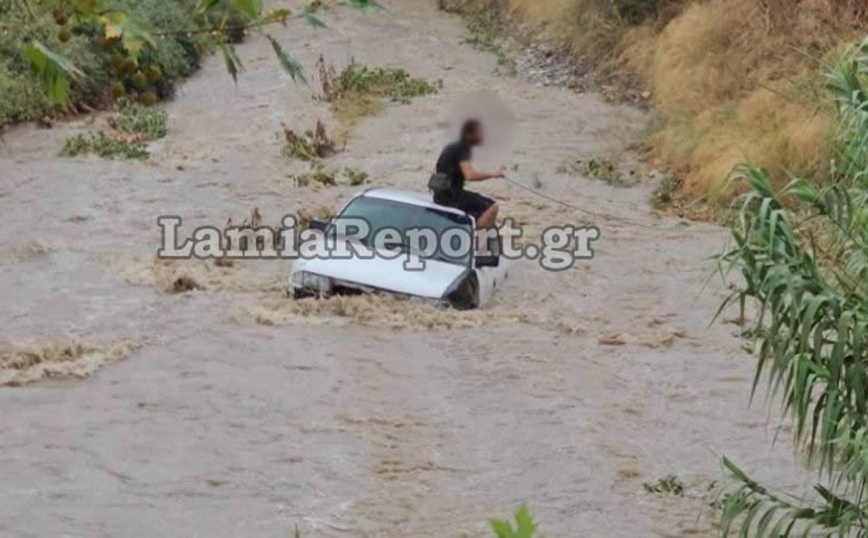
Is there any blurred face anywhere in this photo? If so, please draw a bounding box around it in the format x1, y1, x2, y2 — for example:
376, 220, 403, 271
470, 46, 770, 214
466, 124, 484, 146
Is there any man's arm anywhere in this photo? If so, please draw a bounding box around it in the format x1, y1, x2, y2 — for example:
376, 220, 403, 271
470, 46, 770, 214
459, 161, 504, 182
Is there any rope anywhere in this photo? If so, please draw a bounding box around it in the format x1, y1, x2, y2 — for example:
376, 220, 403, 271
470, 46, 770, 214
501, 176, 721, 235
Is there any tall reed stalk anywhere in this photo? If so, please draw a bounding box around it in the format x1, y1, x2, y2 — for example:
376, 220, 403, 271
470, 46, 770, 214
716, 36, 868, 537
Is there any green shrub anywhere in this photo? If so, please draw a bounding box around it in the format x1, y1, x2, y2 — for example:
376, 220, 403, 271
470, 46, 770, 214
713, 40, 868, 536
650, 173, 679, 209
0, 0, 210, 130
643, 474, 684, 496
60, 132, 149, 159
436, 0, 516, 74
489, 506, 541, 538
323, 61, 439, 104
0, 61, 48, 125
345, 167, 369, 186
116, 0, 214, 99
114, 102, 168, 139
557, 155, 637, 187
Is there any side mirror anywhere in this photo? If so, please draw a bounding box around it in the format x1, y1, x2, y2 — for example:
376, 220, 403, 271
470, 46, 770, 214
475, 255, 500, 268
308, 219, 330, 232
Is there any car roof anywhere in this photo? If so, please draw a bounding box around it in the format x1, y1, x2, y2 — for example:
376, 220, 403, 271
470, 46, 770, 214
361, 188, 467, 217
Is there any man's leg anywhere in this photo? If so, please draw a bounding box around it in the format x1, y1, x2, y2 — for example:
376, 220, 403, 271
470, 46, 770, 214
477, 202, 499, 228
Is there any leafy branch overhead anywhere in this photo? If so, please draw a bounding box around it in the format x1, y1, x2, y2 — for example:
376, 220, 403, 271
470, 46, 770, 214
13, 0, 383, 107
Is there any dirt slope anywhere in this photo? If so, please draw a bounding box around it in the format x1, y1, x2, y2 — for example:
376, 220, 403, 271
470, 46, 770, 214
0, 1, 807, 536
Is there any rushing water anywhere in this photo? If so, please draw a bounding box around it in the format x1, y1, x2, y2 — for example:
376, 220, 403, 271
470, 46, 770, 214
0, 1, 809, 536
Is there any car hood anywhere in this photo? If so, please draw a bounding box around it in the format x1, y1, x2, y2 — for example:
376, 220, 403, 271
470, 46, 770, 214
292, 243, 469, 299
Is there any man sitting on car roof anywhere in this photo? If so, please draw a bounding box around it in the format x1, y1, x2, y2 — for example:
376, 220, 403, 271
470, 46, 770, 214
432, 119, 503, 229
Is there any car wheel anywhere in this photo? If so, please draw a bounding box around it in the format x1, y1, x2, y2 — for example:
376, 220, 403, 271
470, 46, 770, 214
447, 273, 480, 311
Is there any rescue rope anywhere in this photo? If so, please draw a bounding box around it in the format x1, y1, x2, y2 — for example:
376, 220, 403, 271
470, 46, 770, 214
501, 176, 721, 235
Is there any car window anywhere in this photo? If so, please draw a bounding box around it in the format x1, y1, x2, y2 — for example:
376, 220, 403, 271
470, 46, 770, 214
333, 196, 474, 266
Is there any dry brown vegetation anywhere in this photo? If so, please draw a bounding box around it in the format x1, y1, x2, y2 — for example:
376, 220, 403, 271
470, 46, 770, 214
480, 0, 868, 203
0, 339, 140, 386
281, 120, 339, 161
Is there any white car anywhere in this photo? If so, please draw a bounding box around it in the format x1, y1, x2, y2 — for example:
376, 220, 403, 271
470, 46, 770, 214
288, 188, 510, 309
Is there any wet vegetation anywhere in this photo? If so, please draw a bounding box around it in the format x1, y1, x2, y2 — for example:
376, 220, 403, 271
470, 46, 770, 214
643, 474, 684, 496
557, 155, 637, 187
345, 166, 369, 186
282, 120, 338, 161
110, 101, 167, 139
0, 0, 379, 130
291, 163, 338, 188
60, 101, 166, 159
649, 173, 679, 210
0, 0, 213, 128
61, 131, 150, 159
318, 57, 439, 105
317, 56, 439, 136
436, 0, 516, 75
288, 164, 371, 189
714, 40, 868, 536
490, 506, 542, 538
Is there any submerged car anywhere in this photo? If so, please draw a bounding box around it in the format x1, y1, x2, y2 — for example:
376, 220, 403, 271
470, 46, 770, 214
288, 188, 509, 309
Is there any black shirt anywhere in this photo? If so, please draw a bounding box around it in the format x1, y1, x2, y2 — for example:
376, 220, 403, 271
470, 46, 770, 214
435, 142, 472, 192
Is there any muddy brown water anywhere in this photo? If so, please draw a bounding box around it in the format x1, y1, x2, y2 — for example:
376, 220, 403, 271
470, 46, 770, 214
0, 1, 811, 536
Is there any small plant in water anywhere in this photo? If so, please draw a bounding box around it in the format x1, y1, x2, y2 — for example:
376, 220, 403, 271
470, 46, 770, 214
558, 156, 635, 187
316, 57, 438, 137
111, 101, 168, 139
60, 101, 167, 160
61, 132, 150, 160
643, 474, 684, 496
650, 173, 679, 210
282, 120, 337, 161
490, 505, 542, 538
345, 167, 369, 186
318, 57, 438, 105
437, 0, 516, 75
291, 162, 337, 188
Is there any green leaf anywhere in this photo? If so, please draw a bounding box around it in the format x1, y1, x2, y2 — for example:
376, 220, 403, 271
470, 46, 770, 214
23, 40, 84, 107
489, 518, 516, 538
265, 35, 307, 84
340, 0, 387, 12
514, 506, 538, 538
68, 0, 106, 15
99, 12, 156, 58
489, 506, 539, 538
194, 0, 222, 15
293, 6, 327, 28
220, 42, 243, 83
231, 0, 261, 19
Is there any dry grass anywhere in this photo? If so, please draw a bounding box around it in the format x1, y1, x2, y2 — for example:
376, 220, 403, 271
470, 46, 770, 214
498, 0, 867, 202
624, 0, 855, 198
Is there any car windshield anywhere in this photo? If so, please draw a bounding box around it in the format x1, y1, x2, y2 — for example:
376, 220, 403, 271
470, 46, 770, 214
332, 195, 474, 266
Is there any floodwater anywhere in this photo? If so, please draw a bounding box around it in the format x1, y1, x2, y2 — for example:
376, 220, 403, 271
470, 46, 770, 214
0, 1, 809, 536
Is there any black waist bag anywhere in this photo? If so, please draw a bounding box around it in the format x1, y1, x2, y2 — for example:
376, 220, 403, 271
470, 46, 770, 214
428, 172, 451, 195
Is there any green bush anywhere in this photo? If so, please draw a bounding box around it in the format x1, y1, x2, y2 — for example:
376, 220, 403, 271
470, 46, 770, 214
713, 38, 868, 536
0, 0, 211, 129
114, 102, 168, 138
60, 132, 150, 160
0, 61, 47, 125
